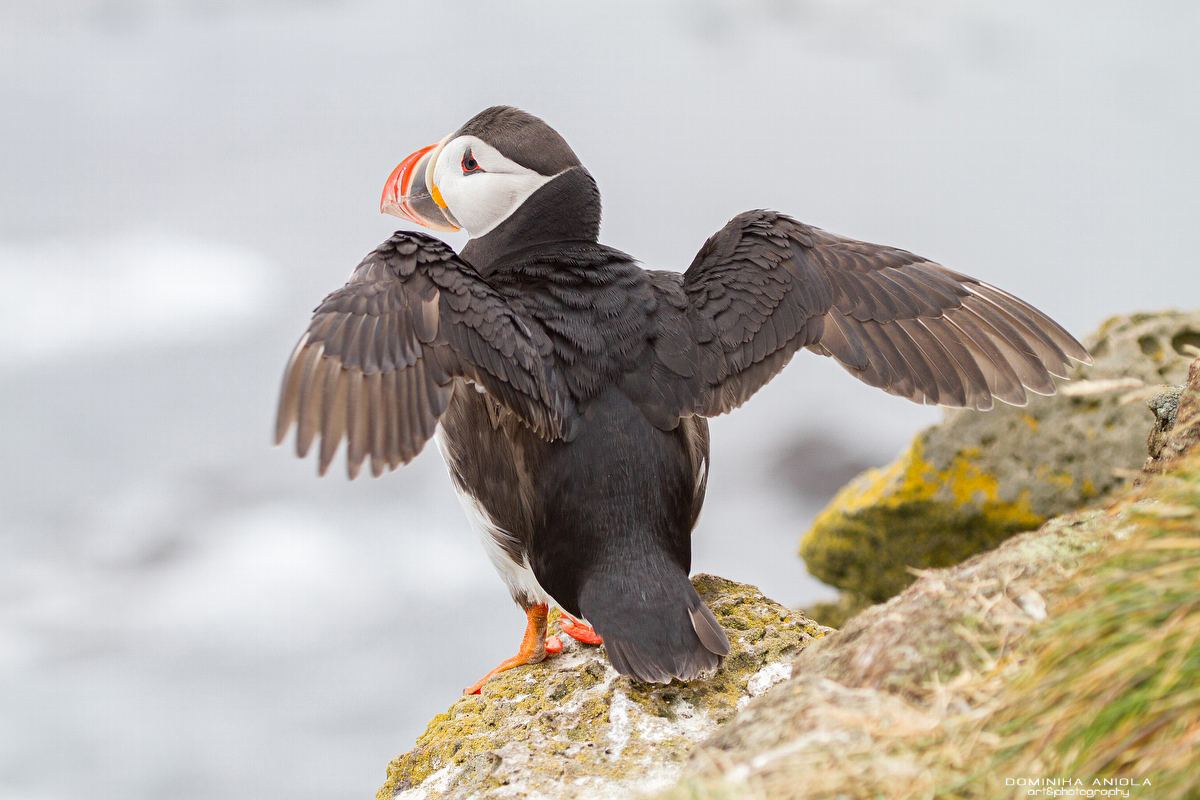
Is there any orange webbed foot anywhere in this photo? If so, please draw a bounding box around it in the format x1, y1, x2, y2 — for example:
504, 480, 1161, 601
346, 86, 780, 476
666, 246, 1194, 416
558, 611, 603, 646
464, 604, 556, 695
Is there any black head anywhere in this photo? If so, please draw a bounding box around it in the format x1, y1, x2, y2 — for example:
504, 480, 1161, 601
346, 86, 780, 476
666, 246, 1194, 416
451, 106, 583, 178
381, 106, 602, 261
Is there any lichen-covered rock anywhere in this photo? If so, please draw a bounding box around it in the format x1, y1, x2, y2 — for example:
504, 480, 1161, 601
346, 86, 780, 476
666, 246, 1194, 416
800, 310, 1200, 613
1145, 356, 1200, 474
376, 575, 831, 800
1146, 384, 1186, 464
794, 509, 1116, 695
661, 369, 1200, 800
666, 506, 1131, 800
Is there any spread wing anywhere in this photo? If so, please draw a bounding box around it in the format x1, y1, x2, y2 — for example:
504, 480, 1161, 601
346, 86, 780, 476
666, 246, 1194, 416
275, 231, 574, 479
672, 210, 1091, 417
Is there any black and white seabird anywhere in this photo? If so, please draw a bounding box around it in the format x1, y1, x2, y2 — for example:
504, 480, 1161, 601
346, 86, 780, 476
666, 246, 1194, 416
275, 106, 1091, 693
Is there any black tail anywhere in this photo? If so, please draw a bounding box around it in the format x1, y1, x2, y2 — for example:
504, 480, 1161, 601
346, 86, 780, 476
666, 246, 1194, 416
578, 561, 731, 683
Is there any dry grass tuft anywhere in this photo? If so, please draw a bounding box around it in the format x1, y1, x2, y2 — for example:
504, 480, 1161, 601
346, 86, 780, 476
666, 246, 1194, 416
964, 460, 1200, 797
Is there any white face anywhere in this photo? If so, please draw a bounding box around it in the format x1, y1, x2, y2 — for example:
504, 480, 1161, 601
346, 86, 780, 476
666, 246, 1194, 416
431, 135, 560, 239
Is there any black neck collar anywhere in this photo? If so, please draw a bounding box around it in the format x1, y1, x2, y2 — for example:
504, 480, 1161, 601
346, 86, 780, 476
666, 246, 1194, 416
461, 166, 602, 275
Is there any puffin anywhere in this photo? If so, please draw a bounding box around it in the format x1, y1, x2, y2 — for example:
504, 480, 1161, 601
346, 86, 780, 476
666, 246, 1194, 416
275, 106, 1091, 694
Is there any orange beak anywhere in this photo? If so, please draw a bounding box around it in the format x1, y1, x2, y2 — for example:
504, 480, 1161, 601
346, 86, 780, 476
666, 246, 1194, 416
380, 141, 460, 232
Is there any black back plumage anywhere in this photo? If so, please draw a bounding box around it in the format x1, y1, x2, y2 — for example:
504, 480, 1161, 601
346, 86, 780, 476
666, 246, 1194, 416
629, 210, 1092, 425
276, 107, 1090, 685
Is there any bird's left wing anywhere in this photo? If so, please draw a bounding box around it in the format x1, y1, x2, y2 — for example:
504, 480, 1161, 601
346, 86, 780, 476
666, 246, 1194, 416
275, 231, 573, 478
665, 210, 1090, 419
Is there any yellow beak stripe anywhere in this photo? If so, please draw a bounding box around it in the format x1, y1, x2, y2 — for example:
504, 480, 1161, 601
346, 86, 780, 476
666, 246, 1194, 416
431, 183, 449, 210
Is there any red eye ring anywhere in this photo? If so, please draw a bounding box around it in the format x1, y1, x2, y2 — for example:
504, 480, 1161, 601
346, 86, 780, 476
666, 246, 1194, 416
461, 149, 483, 174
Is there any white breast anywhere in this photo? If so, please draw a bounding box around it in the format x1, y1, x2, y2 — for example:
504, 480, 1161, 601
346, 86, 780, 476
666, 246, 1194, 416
433, 425, 553, 609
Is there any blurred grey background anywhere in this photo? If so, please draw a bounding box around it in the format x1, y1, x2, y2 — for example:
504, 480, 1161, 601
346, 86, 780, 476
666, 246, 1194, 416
1, 1, 1197, 798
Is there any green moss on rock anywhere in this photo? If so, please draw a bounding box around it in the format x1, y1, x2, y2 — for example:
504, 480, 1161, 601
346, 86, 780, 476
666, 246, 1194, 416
376, 575, 830, 800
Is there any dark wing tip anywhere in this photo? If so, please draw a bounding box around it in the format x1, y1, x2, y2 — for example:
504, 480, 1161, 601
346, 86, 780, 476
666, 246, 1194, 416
808, 246, 1091, 410
275, 338, 451, 482
274, 332, 310, 446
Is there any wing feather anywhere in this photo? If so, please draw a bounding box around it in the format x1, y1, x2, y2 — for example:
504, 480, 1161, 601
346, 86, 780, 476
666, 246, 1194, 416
940, 312, 1026, 406
365, 371, 385, 477
892, 318, 966, 406
275, 333, 309, 446
318, 364, 347, 475
958, 297, 1057, 393
917, 316, 992, 409
877, 320, 942, 404
345, 368, 366, 479
968, 283, 1085, 377
295, 350, 328, 457
669, 210, 1090, 417
839, 316, 895, 392
275, 231, 573, 478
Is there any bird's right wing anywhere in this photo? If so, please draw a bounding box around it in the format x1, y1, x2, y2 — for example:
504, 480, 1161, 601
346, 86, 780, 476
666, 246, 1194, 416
653, 210, 1090, 420
275, 231, 574, 478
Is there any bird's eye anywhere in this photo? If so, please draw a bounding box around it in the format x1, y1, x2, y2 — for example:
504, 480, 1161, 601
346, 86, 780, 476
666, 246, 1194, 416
461, 149, 483, 174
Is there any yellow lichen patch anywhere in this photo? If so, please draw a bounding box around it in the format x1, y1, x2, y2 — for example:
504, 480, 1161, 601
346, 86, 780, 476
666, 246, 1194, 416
1021, 413, 1039, 433
941, 446, 1000, 507
812, 440, 1040, 522
1033, 464, 1075, 492
801, 437, 1046, 606
809, 438, 1044, 526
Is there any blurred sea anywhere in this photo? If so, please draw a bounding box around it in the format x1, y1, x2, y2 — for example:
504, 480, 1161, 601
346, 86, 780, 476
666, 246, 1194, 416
1, 2, 1197, 798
